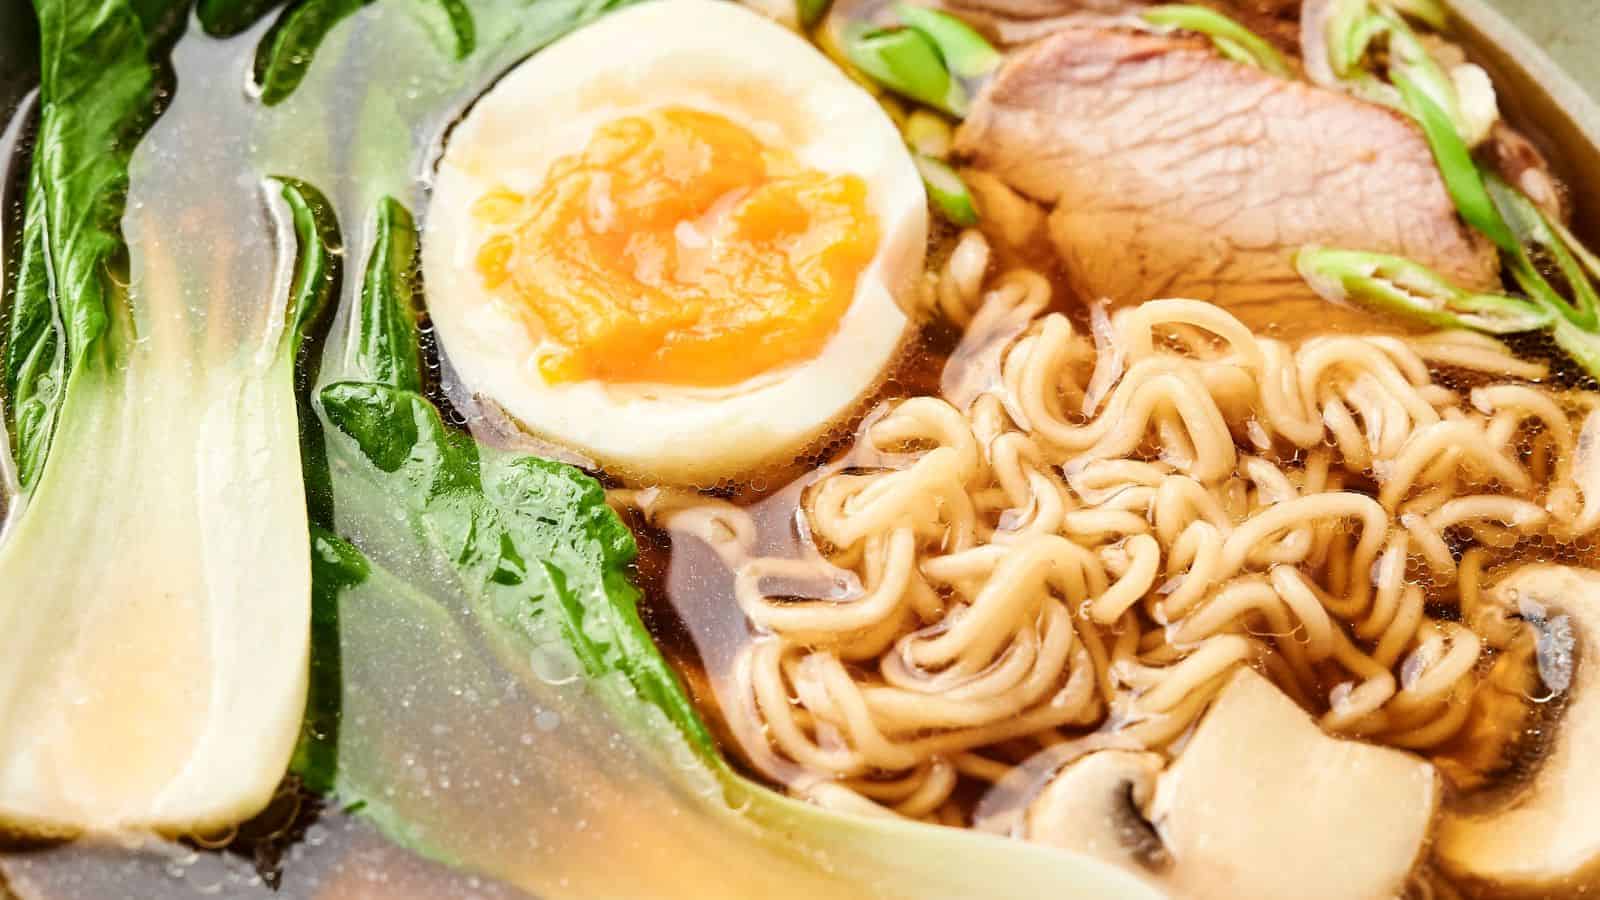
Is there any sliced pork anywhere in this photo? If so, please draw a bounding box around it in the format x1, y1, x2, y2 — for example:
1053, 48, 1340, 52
954, 26, 1501, 332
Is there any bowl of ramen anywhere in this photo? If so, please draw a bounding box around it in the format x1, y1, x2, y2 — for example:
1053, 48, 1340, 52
2, 0, 1600, 897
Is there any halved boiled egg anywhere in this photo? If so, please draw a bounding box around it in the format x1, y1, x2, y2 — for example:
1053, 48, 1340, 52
423, 0, 927, 484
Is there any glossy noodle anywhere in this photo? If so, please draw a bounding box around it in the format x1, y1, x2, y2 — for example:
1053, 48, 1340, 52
618, 227, 1595, 825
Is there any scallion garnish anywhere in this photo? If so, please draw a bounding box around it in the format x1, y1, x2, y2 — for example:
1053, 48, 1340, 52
1297, 247, 1552, 334
844, 24, 966, 116
1140, 4, 1292, 78
915, 153, 979, 226
893, 3, 1001, 79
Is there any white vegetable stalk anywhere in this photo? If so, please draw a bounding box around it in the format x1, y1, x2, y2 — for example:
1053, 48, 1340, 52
0, 179, 312, 834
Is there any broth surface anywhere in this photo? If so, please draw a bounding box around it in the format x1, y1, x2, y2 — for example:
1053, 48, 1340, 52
1, 2, 1598, 898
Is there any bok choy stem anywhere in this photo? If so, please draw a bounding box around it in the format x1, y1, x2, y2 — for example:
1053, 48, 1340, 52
4, 0, 165, 492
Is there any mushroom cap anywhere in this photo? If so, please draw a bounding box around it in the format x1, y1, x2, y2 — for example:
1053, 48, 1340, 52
1435, 564, 1600, 894
1149, 668, 1439, 900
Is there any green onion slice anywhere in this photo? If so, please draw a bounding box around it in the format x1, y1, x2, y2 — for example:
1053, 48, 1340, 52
1392, 68, 1517, 254
1487, 174, 1600, 329
1552, 316, 1600, 384
1297, 246, 1551, 334
903, 109, 953, 158
844, 24, 968, 117
894, 4, 1001, 80
915, 153, 979, 226
1141, 4, 1292, 78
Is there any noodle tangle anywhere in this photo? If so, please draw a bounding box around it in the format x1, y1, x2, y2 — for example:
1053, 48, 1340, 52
619, 229, 1597, 824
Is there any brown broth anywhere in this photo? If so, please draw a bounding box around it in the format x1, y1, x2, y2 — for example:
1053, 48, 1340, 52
3, 2, 1600, 898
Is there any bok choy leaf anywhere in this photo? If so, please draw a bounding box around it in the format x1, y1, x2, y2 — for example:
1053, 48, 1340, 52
3, 0, 171, 493
0, 164, 328, 832
251, 0, 477, 104
296, 196, 1163, 899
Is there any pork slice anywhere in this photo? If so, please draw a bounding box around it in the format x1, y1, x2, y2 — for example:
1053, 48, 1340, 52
954, 26, 1501, 333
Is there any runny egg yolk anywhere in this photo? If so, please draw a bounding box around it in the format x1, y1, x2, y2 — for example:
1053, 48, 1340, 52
472, 107, 880, 386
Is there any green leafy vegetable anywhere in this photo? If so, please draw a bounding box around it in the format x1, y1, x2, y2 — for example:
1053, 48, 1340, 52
3, 0, 168, 492
0, 163, 331, 832
253, 0, 372, 105
433, 0, 476, 56
1141, 4, 1292, 78
251, 0, 479, 104
196, 0, 287, 37
292, 194, 1162, 898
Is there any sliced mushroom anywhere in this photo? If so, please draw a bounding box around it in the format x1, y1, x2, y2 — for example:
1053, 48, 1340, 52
1148, 668, 1439, 900
1025, 749, 1169, 875
1434, 565, 1600, 895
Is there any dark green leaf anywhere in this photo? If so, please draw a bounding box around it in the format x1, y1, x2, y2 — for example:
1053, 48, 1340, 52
433, 0, 476, 57
254, 0, 372, 106
292, 525, 366, 792
197, 0, 289, 37
4, 0, 167, 491
299, 196, 716, 808
346, 197, 422, 392
252, 0, 480, 103
275, 176, 345, 350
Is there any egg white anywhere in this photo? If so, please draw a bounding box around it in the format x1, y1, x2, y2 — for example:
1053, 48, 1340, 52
423, 0, 927, 485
